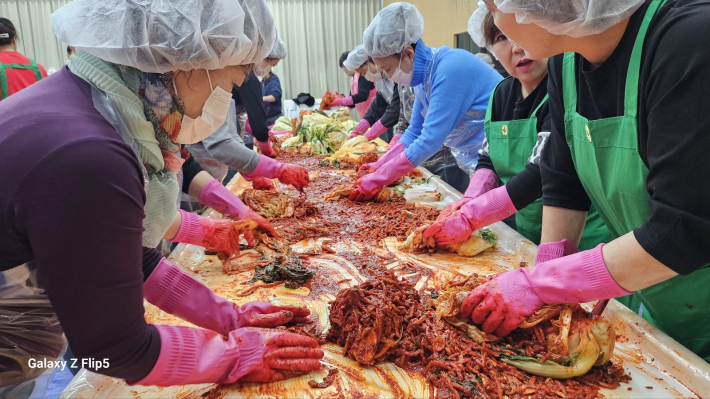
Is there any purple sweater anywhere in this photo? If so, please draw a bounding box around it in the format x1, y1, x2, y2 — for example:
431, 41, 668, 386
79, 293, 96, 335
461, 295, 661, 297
0, 67, 160, 381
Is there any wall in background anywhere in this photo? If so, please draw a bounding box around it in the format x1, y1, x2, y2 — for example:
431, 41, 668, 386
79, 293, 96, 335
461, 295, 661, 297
1, 0, 72, 73
383, 0, 477, 48
267, 0, 380, 101
1, 0, 380, 101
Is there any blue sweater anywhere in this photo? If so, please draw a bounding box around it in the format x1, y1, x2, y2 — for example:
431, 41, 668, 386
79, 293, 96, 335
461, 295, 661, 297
401, 40, 502, 166
262, 74, 283, 120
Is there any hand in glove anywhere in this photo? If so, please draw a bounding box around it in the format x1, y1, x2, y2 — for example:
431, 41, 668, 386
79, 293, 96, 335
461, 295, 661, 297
438, 169, 501, 222
460, 244, 633, 337
357, 142, 405, 178
171, 210, 241, 257
350, 119, 370, 138
198, 180, 278, 243
256, 139, 277, 158
424, 186, 517, 246
133, 326, 324, 386
330, 97, 353, 107
144, 258, 312, 336
243, 155, 309, 190
349, 152, 414, 202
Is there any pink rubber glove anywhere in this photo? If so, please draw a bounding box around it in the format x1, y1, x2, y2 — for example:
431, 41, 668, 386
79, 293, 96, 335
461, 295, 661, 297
364, 120, 387, 141
256, 139, 277, 158
535, 239, 579, 264
133, 325, 323, 386
438, 168, 500, 221
172, 210, 241, 257
350, 119, 370, 138
464, 168, 500, 200
242, 155, 310, 190
424, 185, 517, 246
144, 258, 311, 336
357, 142, 405, 177
460, 244, 633, 337
388, 133, 403, 149
349, 152, 415, 202
330, 97, 353, 107
198, 179, 278, 241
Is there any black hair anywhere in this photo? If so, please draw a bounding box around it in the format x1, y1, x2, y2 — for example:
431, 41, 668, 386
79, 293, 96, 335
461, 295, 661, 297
67, 46, 74, 56
0, 18, 17, 47
339, 51, 349, 68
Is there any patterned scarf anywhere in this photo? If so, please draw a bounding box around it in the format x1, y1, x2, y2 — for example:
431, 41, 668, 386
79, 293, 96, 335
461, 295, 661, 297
68, 50, 187, 247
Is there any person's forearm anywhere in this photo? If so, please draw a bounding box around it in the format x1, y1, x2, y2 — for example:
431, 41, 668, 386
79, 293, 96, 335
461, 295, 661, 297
540, 205, 588, 247
189, 171, 218, 200
163, 212, 182, 241
263, 95, 276, 102
603, 232, 678, 291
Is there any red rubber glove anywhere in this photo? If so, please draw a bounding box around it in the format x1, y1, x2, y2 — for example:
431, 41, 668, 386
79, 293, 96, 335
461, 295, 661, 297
330, 97, 353, 107
198, 180, 278, 242
133, 326, 324, 386
144, 258, 311, 336
256, 139, 277, 158
350, 119, 370, 138
357, 142, 405, 178
461, 244, 633, 337
460, 268, 545, 337
349, 152, 415, 202
172, 210, 241, 257
251, 176, 276, 191
424, 186, 517, 246
364, 120, 387, 141
243, 155, 310, 190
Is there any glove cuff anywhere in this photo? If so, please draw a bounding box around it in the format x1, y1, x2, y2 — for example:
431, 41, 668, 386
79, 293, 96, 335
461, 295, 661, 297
535, 239, 579, 264
144, 258, 195, 314
243, 155, 283, 180
365, 120, 387, 140
529, 244, 633, 305
130, 325, 200, 386
172, 210, 204, 244
464, 168, 499, 199
198, 179, 246, 216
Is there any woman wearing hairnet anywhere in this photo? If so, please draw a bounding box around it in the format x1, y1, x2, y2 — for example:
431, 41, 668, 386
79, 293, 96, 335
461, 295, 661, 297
461, 0, 710, 362
188, 37, 309, 192
348, 45, 401, 142
349, 2, 503, 201
332, 48, 377, 118
426, 3, 611, 250
0, 0, 323, 389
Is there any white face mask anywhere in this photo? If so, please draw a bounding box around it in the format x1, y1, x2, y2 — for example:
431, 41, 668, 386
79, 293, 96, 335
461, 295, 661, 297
173, 70, 232, 145
364, 69, 383, 82
260, 65, 272, 78
391, 53, 414, 87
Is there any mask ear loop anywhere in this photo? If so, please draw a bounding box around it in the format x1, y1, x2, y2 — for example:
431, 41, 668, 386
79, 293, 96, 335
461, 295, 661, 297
206, 70, 214, 92
173, 74, 180, 98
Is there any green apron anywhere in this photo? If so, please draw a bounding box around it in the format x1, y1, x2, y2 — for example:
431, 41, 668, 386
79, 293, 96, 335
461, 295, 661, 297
0, 59, 43, 99
562, 0, 710, 362
484, 86, 612, 249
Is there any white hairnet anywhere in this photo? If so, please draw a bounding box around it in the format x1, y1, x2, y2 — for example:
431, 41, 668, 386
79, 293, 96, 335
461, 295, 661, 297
476, 53, 496, 67
363, 2, 424, 58
51, 0, 276, 73
493, 0, 645, 38
468, 1, 488, 49
268, 37, 287, 59
343, 45, 368, 72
